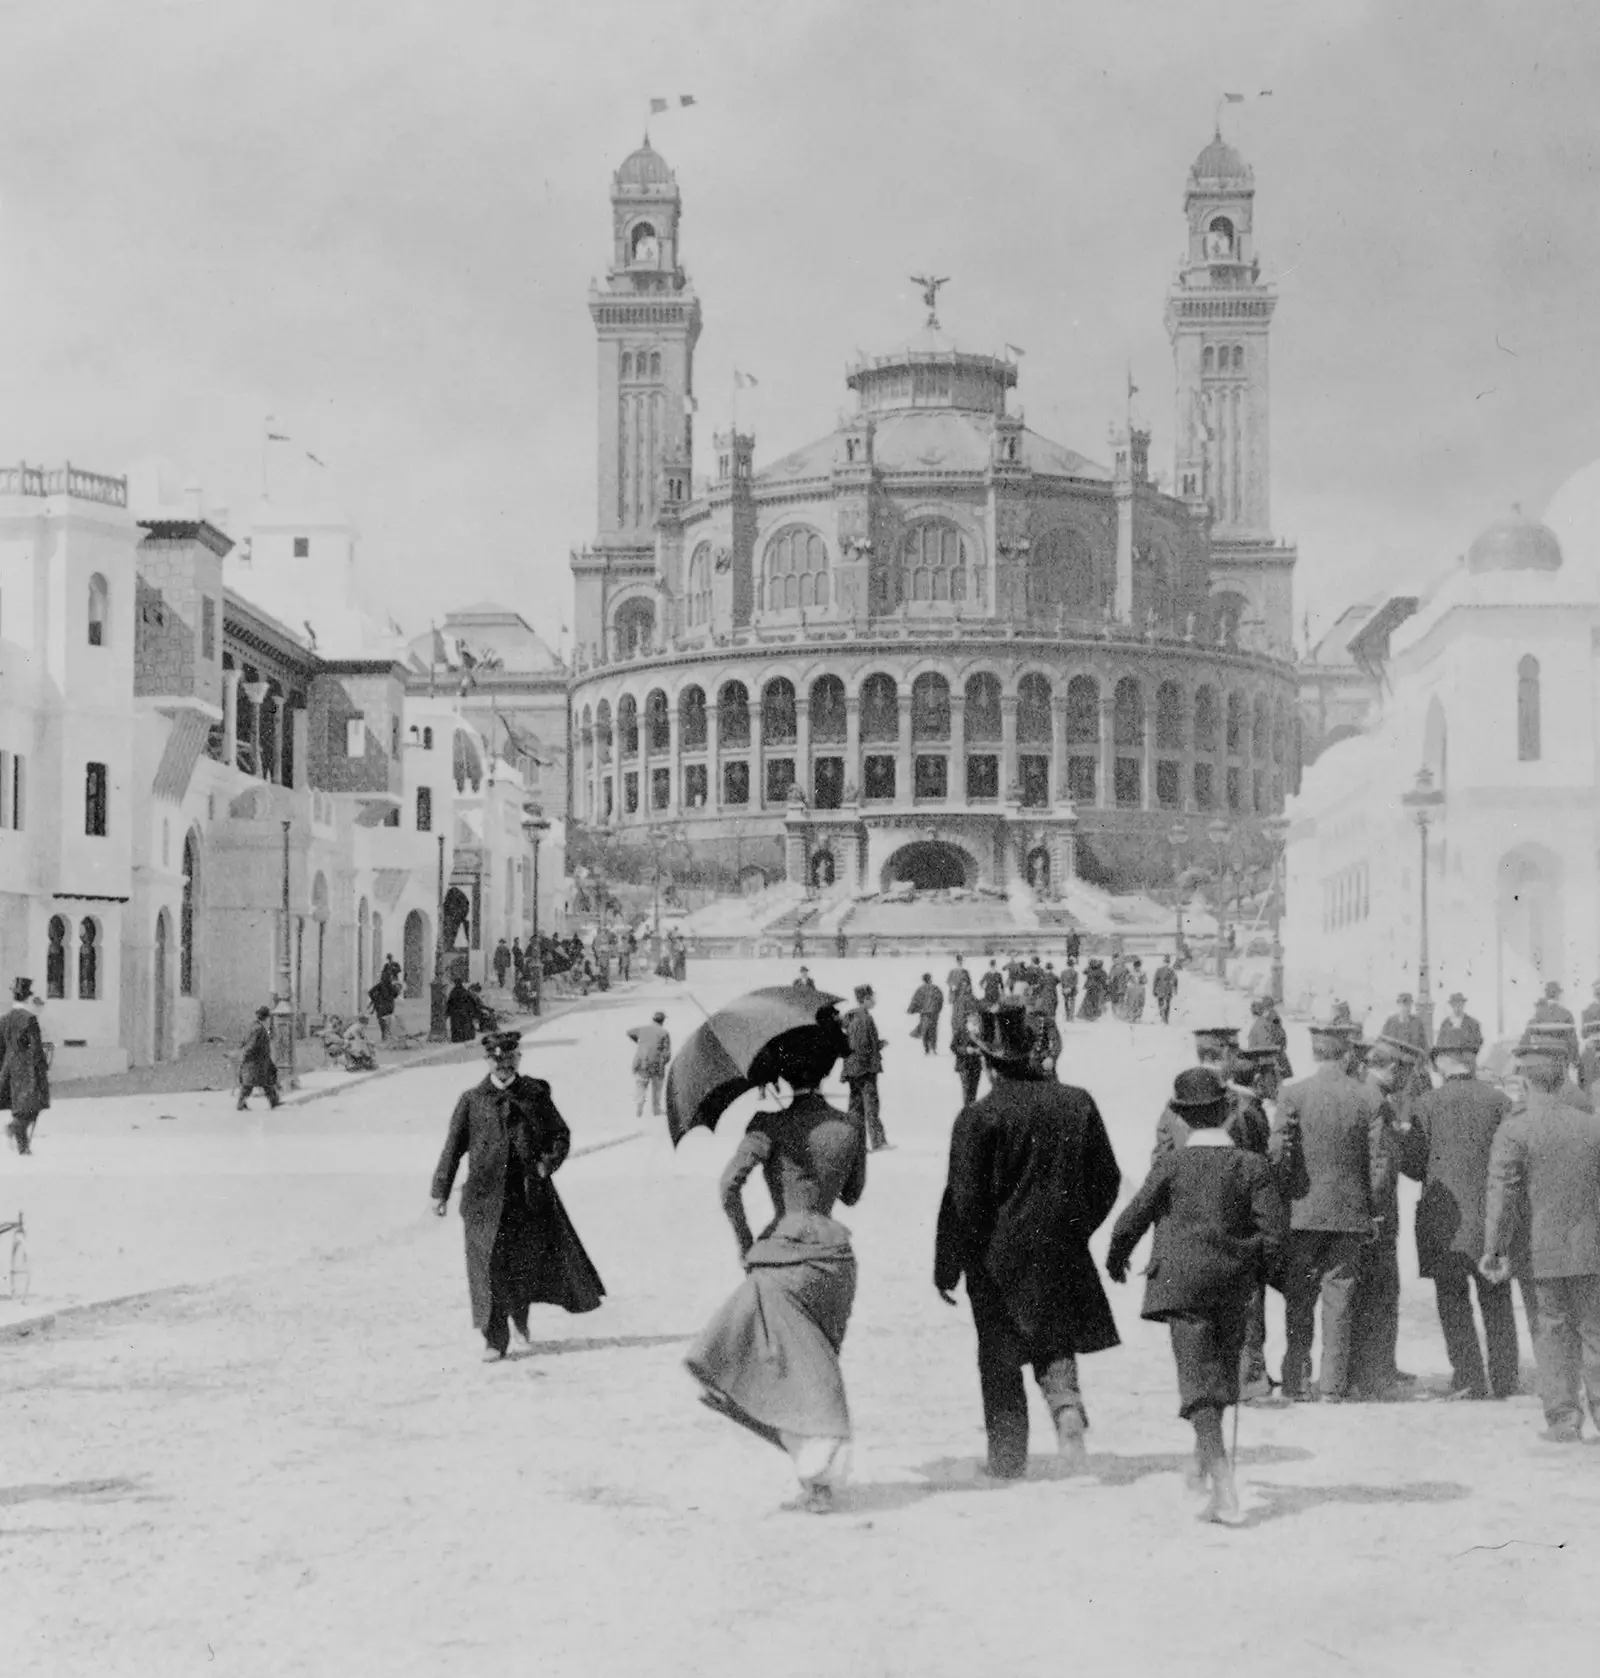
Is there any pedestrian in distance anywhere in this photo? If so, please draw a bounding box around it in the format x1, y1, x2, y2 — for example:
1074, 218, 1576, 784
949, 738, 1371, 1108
686, 1015, 865, 1514
236, 1005, 281, 1111
511, 938, 526, 982
1482, 1034, 1600, 1441
628, 1011, 672, 1119
792, 926, 805, 960
950, 987, 984, 1108
979, 959, 1004, 1007
1065, 929, 1082, 965
1108, 1067, 1285, 1524
908, 972, 943, 1055
1078, 958, 1109, 1022
842, 985, 887, 1151
445, 977, 479, 1044
1435, 991, 1484, 1057
0, 976, 51, 1154
794, 966, 817, 993
493, 938, 512, 989
1060, 957, 1079, 1023
1152, 956, 1179, 1025
947, 952, 970, 1002
1395, 1041, 1517, 1401
1380, 992, 1428, 1056
934, 1001, 1122, 1480
367, 966, 399, 1041
432, 1030, 604, 1361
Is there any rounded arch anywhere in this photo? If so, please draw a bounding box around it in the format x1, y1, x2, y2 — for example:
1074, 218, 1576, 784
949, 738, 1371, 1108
613, 596, 656, 658
1423, 694, 1448, 791
761, 676, 797, 744
616, 694, 639, 757
859, 672, 899, 742
645, 687, 670, 752
678, 684, 707, 749
911, 672, 951, 741
759, 524, 829, 613
686, 542, 713, 628
46, 914, 68, 998
1207, 215, 1235, 257
881, 838, 979, 892
1065, 675, 1099, 745
717, 679, 750, 747
442, 886, 471, 959
1193, 686, 1220, 753
87, 571, 109, 646
629, 220, 657, 260
896, 518, 975, 606
180, 826, 202, 997
76, 915, 100, 1001
1156, 681, 1183, 751
1016, 672, 1053, 744
810, 674, 847, 742
964, 671, 1003, 742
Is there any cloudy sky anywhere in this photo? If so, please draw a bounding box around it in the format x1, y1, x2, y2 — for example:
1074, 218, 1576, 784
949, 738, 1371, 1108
2, 0, 1596, 649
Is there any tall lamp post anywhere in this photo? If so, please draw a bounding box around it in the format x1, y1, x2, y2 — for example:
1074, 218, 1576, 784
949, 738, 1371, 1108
274, 818, 298, 1090
1401, 766, 1446, 1046
1207, 816, 1233, 980
1166, 818, 1189, 956
522, 810, 550, 1016
428, 831, 448, 1042
1261, 815, 1290, 1005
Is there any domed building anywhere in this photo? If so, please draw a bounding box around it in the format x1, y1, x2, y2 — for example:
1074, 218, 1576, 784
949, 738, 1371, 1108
568, 135, 1300, 897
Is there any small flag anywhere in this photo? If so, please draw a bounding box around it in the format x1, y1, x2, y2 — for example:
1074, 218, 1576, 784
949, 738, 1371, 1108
679, 95, 697, 107
1223, 92, 1245, 103
733, 370, 759, 388
1005, 343, 1026, 359
267, 431, 290, 442
650, 97, 669, 114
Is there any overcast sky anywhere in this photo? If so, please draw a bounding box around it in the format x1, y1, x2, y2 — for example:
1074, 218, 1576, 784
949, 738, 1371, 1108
3, 0, 1596, 649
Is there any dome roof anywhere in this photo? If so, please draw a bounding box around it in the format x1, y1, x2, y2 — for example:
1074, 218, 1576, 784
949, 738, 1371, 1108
1465, 511, 1562, 574
616, 140, 673, 189
1189, 133, 1251, 185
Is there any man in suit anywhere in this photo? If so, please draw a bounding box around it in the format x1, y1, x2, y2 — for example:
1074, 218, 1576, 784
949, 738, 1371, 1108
1396, 1042, 1516, 1400
1151, 956, 1179, 1025
627, 1011, 672, 1119
1380, 993, 1428, 1056
1483, 1036, 1600, 1441
1435, 992, 1484, 1057
842, 984, 887, 1151
979, 960, 1004, 1007
935, 1001, 1121, 1479
0, 977, 51, 1154
1245, 997, 1293, 1102
908, 973, 944, 1055
949, 986, 985, 1107
1270, 1022, 1386, 1401
1529, 981, 1579, 1070
236, 1004, 281, 1111
1059, 958, 1079, 1023
946, 953, 970, 1003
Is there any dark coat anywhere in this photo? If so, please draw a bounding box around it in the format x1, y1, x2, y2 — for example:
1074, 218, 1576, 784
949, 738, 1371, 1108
367, 976, 397, 1019
1153, 1083, 1270, 1161
1435, 1013, 1484, 1055
1395, 1075, 1511, 1276
979, 970, 1004, 1006
445, 984, 479, 1044
1270, 1062, 1385, 1233
841, 1007, 882, 1081
0, 1007, 51, 1116
431, 1074, 605, 1329
1151, 963, 1178, 1001
1485, 1092, 1600, 1279
1107, 1139, 1285, 1319
934, 1074, 1122, 1352
1380, 1013, 1429, 1053
909, 982, 944, 1021
238, 1020, 276, 1087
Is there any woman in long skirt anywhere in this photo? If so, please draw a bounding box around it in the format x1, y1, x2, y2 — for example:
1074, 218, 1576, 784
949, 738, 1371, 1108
686, 1022, 866, 1513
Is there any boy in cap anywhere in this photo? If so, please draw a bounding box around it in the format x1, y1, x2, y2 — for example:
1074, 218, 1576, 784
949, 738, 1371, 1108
1109, 1067, 1285, 1523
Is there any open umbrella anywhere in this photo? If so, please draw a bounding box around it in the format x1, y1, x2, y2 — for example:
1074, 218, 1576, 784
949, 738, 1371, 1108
665, 986, 845, 1145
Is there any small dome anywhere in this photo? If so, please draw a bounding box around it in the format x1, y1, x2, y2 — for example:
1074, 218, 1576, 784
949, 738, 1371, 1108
616, 140, 673, 188
1465, 511, 1562, 574
1189, 133, 1251, 185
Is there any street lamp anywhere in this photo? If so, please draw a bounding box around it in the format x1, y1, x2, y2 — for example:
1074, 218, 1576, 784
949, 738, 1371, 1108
1260, 815, 1290, 1004
1401, 766, 1446, 1046
645, 821, 684, 961
522, 810, 550, 1016
1207, 816, 1232, 978
274, 818, 298, 1090
428, 831, 448, 1042
1166, 818, 1189, 956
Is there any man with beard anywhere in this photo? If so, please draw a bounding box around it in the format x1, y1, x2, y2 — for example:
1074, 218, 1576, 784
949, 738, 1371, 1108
934, 1001, 1121, 1479
431, 1030, 605, 1360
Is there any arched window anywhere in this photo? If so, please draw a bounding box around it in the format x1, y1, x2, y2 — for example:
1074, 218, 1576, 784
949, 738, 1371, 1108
630, 222, 656, 260
912, 673, 951, 741
88, 573, 108, 646
1066, 676, 1099, 745
1114, 678, 1144, 748
760, 526, 829, 612
47, 914, 67, 998
614, 598, 655, 658
679, 685, 707, 750
718, 680, 750, 747
860, 674, 899, 743
811, 676, 847, 742
646, 689, 670, 752
620, 351, 633, 379
1207, 216, 1235, 257
617, 695, 639, 757
762, 678, 796, 744
75, 917, 99, 1001
1017, 674, 1052, 744
1252, 694, 1270, 760
898, 520, 972, 605
1212, 591, 1248, 644
181, 831, 199, 996
686, 543, 713, 627
1202, 345, 1215, 374
1232, 345, 1245, 372
1226, 691, 1245, 754
1191, 687, 1217, 754
1156, 682, 1183, 750
649, 351, 662, 378
1517, 655, 1541, 761
964, 672, 1002, 742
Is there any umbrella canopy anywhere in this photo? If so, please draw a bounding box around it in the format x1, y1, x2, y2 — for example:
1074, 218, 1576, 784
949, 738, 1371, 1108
665, 986, 845, 1145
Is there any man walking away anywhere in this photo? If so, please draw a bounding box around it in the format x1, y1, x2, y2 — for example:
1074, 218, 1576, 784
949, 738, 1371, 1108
1060, 958, 1079, 1023
908, 973, 944, 1055
368, 967, 398, 1041
935, 1001, 1121, 1480
1483, 1035, 1600, 1441
237, 1005, 282, 1111
493, 939, 512, 989
947, 953, 970, 1002
794, 966, 817, 992
1270, 1021, 1385, 1402
0, 976, 51, 1154
1396, 1042, 1516, 1401
628, 1012, 672, 1119
1530, 982, 1580, 1073
1152, 956, 1178, 1025
950, 987, 984, 1108
843, 984, 888, 1151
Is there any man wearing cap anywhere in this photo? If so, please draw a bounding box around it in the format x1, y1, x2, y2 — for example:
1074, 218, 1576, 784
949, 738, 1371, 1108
1151, 956, 1179, 1025
1109, 1067, 1285, 1523
908, 973, 944, 1056
1380, 992, 1426, 1055
1435, 993, 1484, 1058
1396, 1042, 1516, 1401
0, 977, 51, 1154
1483, 1036, 1600, 1441
235, 1004, 281, 1112
935, 1001, 1121, 1479
1270, 1021, 1387, 1401
432, 1030, 605, 1360
1530, 982, 1579, 1070
627, 1012, 672, 1119
1245, 997, 1293, 1101
842, 985, 888, 1151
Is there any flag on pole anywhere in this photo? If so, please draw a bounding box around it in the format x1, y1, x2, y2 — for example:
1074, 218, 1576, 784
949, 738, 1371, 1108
733, 370, 759, 388
1223, 91, 1245, 103
1128, 367, 1139, 403
650, 97, 669, 114
1005, 343, 1026, 359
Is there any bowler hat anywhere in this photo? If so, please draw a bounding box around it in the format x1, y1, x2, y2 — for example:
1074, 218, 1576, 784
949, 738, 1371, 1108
482, 1030, 523, 1056
1170, 1067, 1229, 1114
11, 976, 33, 1001
973, 1001, 1035, 1066
652, 1011, 666, 1024
1448, 992, 1467, 1006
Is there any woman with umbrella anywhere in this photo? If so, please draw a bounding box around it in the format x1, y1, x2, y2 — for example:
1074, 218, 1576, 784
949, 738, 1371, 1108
678, 996, 866, 1514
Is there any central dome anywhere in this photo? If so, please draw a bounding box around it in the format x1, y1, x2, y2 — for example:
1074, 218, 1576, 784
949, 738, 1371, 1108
846, 331, 1018, 416
616, 140, 673, 189
1189, 133, 1252, 185
1465, 511, 1562, 574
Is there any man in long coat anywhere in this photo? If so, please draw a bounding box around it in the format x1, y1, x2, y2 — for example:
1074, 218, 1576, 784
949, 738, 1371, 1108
935, 1001, 1121, 1479
1348, 1035, 1418, 1401
1151, 957, 1179, 1025
842, 985, 887, 1151
0, 977, 51, 1154
432, 1030, 604, 1360
907, 974, 944, 1055
1435, 992, 1484, 1057
1395, 1043, 1516, 1399
236, 1005, 281, 1111
445, 978, 479, 1043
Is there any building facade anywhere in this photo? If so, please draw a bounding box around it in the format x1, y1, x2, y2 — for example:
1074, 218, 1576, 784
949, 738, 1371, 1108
568, 136, 1299, 895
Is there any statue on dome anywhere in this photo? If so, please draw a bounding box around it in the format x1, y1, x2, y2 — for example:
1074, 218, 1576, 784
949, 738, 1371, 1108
909, 272, 950, 329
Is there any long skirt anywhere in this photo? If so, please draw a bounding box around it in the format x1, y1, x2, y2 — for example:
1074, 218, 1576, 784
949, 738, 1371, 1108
686, 1217, 857, 1445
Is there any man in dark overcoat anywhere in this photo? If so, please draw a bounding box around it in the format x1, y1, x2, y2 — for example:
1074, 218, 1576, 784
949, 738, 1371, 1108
842, 985, 887, 1151
934, 1001, 1121, 1479
445, 979, 479, 1043
907, 973, 944, 1055
1151, 957, 1178, 1025
236, 1005, 281, 1111
1394, 1043, 1516, 1399
1270, 1021, 1386, 1401
1435, 992, 1484, 1057
0, 977, 51, 1154
949, 987, 985, 1107
432, 1030, 605, 1360
1380, 993, 1428, 1055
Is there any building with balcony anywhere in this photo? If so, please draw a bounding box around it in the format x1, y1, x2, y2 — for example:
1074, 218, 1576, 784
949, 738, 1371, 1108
567, 135, 1300, 896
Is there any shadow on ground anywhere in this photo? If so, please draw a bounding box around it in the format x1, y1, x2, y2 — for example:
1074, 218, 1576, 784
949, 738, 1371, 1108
0, 1477, 143, 1508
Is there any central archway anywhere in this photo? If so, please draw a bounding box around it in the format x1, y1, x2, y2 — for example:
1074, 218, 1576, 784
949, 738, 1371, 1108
882, 840, 974, 891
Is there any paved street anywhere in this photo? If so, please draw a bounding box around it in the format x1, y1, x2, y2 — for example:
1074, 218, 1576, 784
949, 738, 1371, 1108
4, 958, 1598, 1677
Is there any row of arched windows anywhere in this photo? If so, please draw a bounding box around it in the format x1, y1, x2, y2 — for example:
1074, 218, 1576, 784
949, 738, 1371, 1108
46, 916, 100, 1000
1202, 344, 1247, 375
1323, 864, 1371, 933
618, 349, 664, 381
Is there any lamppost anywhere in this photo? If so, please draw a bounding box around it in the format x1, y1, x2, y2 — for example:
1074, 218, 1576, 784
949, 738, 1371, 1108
1401, 766, 1446, 1046
522, 810, 550, 1016
274, 818, 298, 1090
1261, 815, 1290, 1004
645, 821, 684, 961
1207, 816, 1232, 979
428, 831, 448, 1042
1166, 818, 1189, 955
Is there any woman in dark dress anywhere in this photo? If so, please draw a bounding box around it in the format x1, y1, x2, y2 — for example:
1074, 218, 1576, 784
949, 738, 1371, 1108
1078, 959, 1110, 1022
686, 1020, 866, 1513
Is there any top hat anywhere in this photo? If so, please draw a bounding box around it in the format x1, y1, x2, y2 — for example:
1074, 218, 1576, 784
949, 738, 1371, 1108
11, 976, 33, 1002
1447, 992, 1467, 1007
973, 1001, 1035, 1066
1170, 1067, 1229, 1114
652, 1011, 666, 1024
482, 1029, 523, 1056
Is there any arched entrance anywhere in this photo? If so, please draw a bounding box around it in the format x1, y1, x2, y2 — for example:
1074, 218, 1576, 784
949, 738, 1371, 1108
1497, 844, 1563, 1036
1026, 846, 1051, 892
153, 910, 172, 1062
883, 840, 973, 892
403, 910, 429, 999
810, 850, 836, 889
